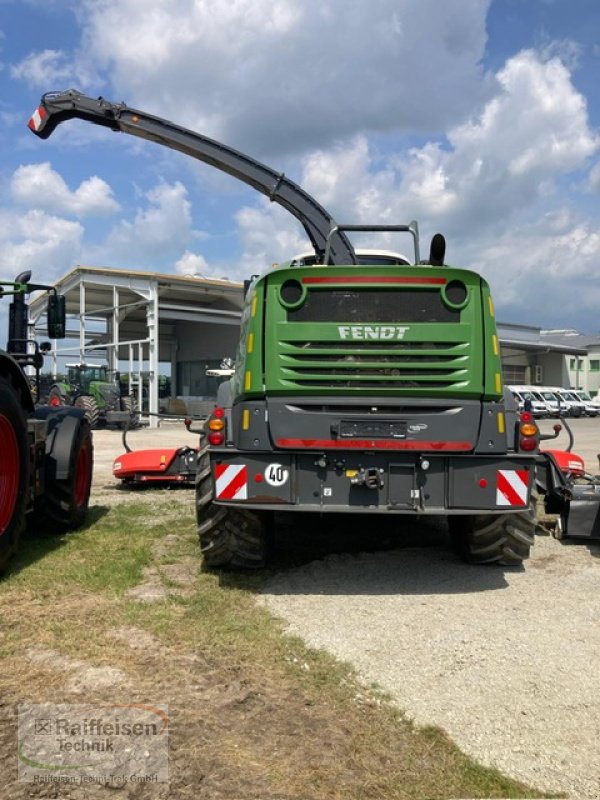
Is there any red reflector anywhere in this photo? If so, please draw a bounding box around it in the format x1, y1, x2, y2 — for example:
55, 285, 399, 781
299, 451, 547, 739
520, 411, 533, 423
254, 473, 263, 482
520, 437, 537, 451
302, 276, 447, 285
214, 407, 225, 418
479, 478, 488, 488
208, 432, 225, 446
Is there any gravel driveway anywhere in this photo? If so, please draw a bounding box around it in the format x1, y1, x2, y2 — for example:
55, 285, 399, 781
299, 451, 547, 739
260, 418, 600, 799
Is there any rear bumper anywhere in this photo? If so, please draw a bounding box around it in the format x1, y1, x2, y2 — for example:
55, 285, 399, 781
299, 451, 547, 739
210, 449, 536, 514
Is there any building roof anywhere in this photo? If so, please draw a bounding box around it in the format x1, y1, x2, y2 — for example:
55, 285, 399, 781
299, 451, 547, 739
29, 264, 243, 318
498, 322, 588, 355
540, 330, 600, 351
28, 265, 245, 362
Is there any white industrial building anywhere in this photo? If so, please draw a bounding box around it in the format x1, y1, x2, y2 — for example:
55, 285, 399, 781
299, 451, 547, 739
28, 266, 244, 426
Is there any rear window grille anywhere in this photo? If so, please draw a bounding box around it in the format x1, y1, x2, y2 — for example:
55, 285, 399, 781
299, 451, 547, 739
287, 289, 459, 323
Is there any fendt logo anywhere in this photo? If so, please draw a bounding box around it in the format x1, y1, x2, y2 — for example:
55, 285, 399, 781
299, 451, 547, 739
337, 325, 409, 341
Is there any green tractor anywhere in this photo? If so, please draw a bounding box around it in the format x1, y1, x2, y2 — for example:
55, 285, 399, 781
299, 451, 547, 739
49, 364, 135, 428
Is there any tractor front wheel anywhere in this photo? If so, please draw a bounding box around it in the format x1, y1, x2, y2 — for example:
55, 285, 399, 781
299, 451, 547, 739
0, 374, 29, 572
195, 439, 266, 569
449, 510, 535, 566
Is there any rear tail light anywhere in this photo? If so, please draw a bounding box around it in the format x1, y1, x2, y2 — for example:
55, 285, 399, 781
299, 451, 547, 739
518, 411, 539, 452
519, 437, 537, 452
207, 407, 227, 446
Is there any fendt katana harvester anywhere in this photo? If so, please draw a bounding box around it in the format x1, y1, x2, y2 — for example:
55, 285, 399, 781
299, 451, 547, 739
29, 89, 571, 569
0, 272, 93, 572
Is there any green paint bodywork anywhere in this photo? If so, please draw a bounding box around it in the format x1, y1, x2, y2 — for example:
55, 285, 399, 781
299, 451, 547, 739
232, 264, 503, 403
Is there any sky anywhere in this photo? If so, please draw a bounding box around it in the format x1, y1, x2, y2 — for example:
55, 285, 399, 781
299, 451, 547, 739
1, 0, 600, 337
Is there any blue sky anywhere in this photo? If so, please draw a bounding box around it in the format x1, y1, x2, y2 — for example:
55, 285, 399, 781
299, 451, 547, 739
1, 0, 600, 334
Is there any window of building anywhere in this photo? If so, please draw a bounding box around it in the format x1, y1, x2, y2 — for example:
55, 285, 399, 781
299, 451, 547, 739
502, 365, 527, 384
590, 360, 600, 372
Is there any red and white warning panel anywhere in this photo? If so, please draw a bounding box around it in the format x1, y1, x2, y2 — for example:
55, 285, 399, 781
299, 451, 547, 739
215, 464, 248, 500
496, 469, 529, 507
28, 106, 47, 132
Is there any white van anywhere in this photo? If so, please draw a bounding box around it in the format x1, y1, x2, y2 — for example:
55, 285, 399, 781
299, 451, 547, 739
508, 386, 549, 418
543, 387, 585, 418
572, 389, 599, 417
535, 387, 562, 418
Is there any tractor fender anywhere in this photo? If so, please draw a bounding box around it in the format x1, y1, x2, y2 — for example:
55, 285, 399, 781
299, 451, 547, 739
34, 406, 87, 480
0, 349, 34, 413
49, 382, 70, 401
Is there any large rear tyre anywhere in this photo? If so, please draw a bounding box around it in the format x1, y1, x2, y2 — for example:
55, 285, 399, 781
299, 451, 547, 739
74, 395, 99, 428
0, 375, 29, 572
449, 510, 535, 566
195, 438, 266, 569
38, 417, 93, 531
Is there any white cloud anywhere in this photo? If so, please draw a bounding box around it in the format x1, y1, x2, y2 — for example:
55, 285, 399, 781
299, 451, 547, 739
450, 51, 597, 177
99, 180, 197, 267
11, 162, 120, 217
226, 47, 600, 328
235, 200, 307, 276
0, 209, 83, 282
296, 49, 598, 238
23, 0, 493, 155
173, 250, 209, 276
10, 48, 96, 89
460, 211, 600, 331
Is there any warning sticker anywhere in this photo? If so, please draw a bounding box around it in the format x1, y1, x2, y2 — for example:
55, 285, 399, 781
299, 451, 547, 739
215, 464, 248, 500
496, 469, 529, 507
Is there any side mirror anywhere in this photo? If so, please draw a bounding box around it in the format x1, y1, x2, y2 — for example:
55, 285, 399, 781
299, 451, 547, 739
47, 293, 66, 339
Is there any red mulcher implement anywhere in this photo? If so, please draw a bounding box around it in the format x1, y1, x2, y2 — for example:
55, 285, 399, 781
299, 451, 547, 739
0, 273, 93, 572
112, 419, 200, 487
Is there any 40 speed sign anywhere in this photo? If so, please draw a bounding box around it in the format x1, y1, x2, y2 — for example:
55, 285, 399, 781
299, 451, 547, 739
264, 463, 289, 487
